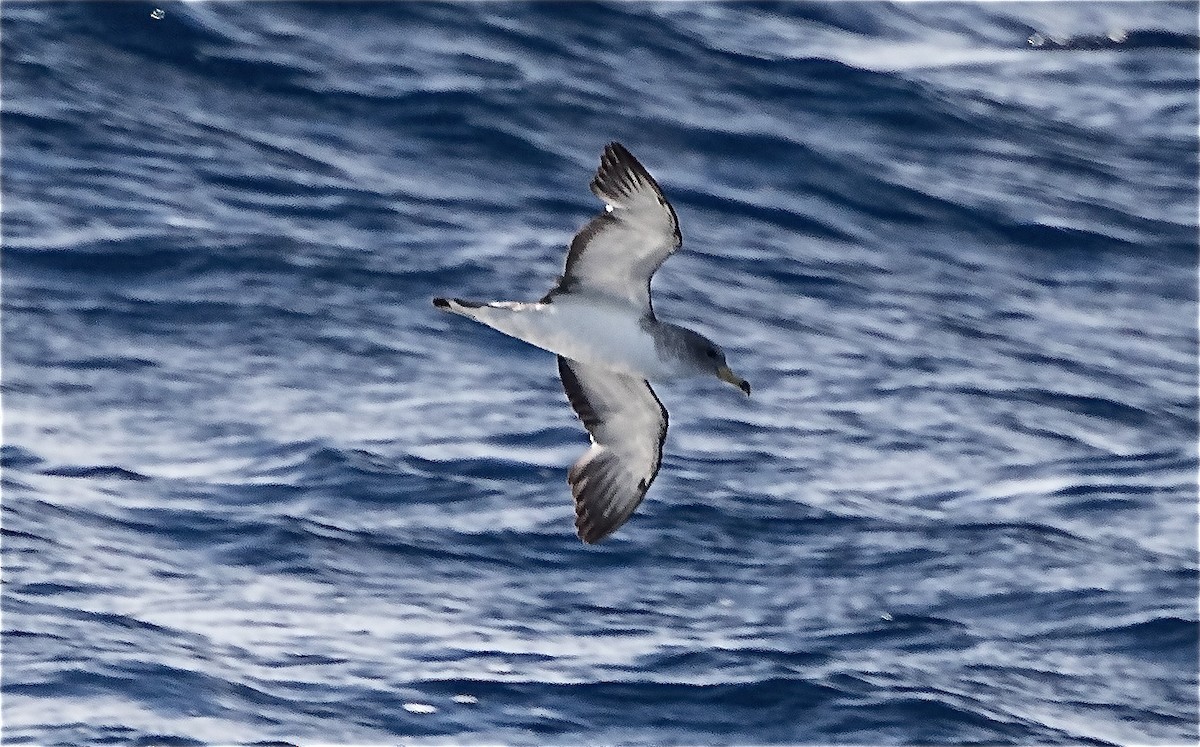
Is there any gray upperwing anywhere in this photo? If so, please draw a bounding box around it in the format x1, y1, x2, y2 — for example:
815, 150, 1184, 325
543, 143, 682, 316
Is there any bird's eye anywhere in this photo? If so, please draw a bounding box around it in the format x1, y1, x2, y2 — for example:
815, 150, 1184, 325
705, 348, 718, 359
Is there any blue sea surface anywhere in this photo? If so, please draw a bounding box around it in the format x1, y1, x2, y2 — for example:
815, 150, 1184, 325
2, 1, 1198, 744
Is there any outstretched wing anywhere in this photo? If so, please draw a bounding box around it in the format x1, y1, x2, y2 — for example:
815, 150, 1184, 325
543, 142, 682, 316
557, 356, 668, 543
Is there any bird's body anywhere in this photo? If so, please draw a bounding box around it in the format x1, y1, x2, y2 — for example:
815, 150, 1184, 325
436, 295, 695, 381
434, 142, 748, 543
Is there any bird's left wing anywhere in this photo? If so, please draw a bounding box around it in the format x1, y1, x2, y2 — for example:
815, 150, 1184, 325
557, 355, 668, 543
543, 142, 681, 316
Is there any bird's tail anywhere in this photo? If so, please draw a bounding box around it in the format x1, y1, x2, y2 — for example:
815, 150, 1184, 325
432, 296, 538, 325
432, 297, 485, 316
433, 296, 554, 355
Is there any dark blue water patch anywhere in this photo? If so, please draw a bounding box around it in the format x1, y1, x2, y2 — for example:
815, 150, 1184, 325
58, 727, 207, 747
0, 444, 44, 471
811, 613, 978, 654
131, 737, 209, 747
951, 384, 1159, 427
845, 692, 1113, 746
946, 520, 1091, 548
1021, 448, 1197, 480
40, 464, 151, 481
0, 526, 51, 545
751, 0, 899, 36
206, 517, 523, 575
48, 2, 313, 96
991, 221, 1144, 255
1006, 347, 1174, 395
1, 380, 92, 398
817, 542, 944, 574
753, 265, 870, 303
4, 494, 223, 560
10, 581, 95, 598
3, 237, 332, 290
8, 662, 226, 720
1075, 615, 1200, 659
481, 426, 580, 452
228, 445, 559, 508
412, 676, 852, 742
1051, 494, 1147, 514
274, 652, 348, 668
44, 355, 159, 372
645, 502, 875, 561
243, 443, 416, 487
108, 503, 285, 556
1, 596, 186, 652
1027, 28, 1200, 51
1059, 700, 1194, 741
2, 629, 71, 643
935, 586, 1149, 640
712, 55, 969, 133
636, 645, 832, 679
674, 183, 858, 244
1048, 470, 1195, 519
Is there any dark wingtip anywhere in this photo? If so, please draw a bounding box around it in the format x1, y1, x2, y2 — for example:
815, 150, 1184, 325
574, 499, 607, 545
604, 141, 632, 158
741, 380, 752, 396
432, 297, 450, 309
576, 515, 615, 545
592, 141, 657, 202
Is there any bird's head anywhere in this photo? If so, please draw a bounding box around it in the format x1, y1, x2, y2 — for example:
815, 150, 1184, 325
686, 334, 750, 396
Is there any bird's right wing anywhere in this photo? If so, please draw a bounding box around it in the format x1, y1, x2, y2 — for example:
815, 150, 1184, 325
542, 143, 682, 317
557, 355, 668, 543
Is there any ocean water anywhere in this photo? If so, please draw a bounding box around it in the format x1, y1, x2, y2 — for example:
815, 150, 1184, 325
2, 1, 1198, 744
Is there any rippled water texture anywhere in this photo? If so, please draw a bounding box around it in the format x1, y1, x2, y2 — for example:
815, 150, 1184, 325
3, 2, 1197, 744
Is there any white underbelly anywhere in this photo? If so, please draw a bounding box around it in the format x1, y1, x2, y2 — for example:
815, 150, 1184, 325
466, 298, 673, 379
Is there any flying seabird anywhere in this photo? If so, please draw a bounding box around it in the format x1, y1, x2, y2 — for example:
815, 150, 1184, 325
434, 142, 749, 543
